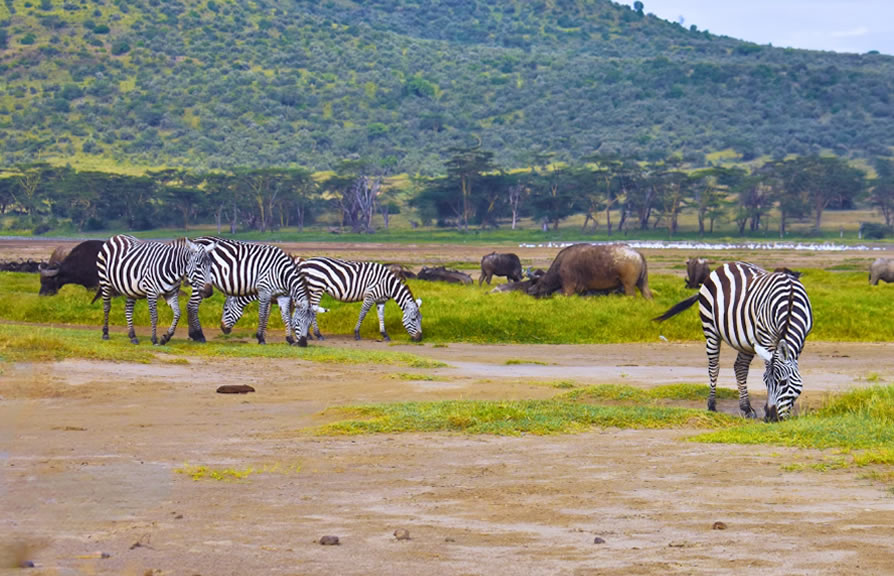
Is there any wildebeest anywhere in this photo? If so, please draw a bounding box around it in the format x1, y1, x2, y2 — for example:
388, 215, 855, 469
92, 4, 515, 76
527, 243, 652, 299
417, 266, 473, 285
869, 258, 894, 285
479, 252, 523, 286
38, 239, 105, 296
685, 257, 710, 289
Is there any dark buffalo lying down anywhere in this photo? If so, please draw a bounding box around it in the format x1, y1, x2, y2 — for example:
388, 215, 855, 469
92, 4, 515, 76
527, 243, 652, 299
685, 257, 710, 289
417, 266, 473, 285
39, 239, 106, 296
479, 252, 523, 286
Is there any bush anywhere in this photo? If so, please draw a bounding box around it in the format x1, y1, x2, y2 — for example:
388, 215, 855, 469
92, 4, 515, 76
860, 222, 892, 239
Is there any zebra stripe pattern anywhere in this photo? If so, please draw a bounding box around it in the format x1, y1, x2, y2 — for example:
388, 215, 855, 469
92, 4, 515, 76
96, 234, 215, 345
192, 236, 312, 346
655, 262, 813, 421
297, 257, 422, 342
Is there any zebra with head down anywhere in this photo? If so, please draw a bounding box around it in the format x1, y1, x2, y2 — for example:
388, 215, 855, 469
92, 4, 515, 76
654, 262, 813, 421
191, 237, 313, 346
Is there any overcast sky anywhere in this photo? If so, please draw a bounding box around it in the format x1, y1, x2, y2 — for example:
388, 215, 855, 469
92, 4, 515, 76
635, 1, 894, 55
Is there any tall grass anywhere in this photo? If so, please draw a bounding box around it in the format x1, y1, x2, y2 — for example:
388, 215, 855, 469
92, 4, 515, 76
2, 268, 893, 343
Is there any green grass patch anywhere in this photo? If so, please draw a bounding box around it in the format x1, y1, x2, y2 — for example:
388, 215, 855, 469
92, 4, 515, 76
314, 399, 737, 436
505, 359, 550, 365
0, 323, 444, 368
390, 372, 445, 381
175, 461, 301, 482
692, 386, 894, 471
564, 383, 739, 402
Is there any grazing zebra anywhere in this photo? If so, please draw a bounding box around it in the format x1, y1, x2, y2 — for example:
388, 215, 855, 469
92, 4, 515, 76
296, 257, 422, 342
653, 262, 813, 421
96, 235, 215, 345
191, 237, 313, 346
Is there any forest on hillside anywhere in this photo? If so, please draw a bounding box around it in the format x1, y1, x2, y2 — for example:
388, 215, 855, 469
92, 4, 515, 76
1, 0, 893, 174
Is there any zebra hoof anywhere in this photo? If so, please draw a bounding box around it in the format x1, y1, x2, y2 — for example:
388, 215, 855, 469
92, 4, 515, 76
706, 399, 717, 412
743, 409, 758, 419
354, 332, 362, 341
381, 334, 391, 342
102, 333, 110, 341
314, 333, 325, 341
130, 338, 140, 345
286, 336, 295, 345
256, 335, 266, 345
159, 336, 170, 346
189, 331, 206, 343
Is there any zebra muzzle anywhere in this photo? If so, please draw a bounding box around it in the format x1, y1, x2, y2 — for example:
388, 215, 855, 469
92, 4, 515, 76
764, 405, 780, 422
220, 322, 232, 335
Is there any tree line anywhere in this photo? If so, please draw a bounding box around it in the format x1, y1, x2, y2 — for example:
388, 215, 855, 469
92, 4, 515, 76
2, 150, 893, 239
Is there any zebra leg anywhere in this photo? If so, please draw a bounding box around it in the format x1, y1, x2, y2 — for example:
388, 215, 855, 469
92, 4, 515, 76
354, 297, 375, 340
311, 293, 324, 340
277, 295, 295, 344
220, 296, 246, 335
186, 292, 206, 343
147, 294, 160, 345
376, 302, 390, 341
159, 292, 181, 346
125, 297, 139, 345
102, 286, 112, 340
705, 335, 721, 412
256, 295, 272, 345
734, 351, 757, 418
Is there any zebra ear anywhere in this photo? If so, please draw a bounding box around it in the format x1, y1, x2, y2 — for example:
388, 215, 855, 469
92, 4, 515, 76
754, 342, 773, 363
415, 298, 422, 308
203, 242, 218, 254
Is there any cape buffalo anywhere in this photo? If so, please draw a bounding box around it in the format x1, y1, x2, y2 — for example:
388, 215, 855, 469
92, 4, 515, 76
870, 258, 894, 285
685, 257, 710, 288
527, 243, 652, 299
417, 266, 473, 285
479, 252, 523, 286
38, 239, 105, 296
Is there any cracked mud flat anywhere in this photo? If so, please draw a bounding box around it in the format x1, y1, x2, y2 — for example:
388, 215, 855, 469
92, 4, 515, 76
3, 339, 894, 576
2, 239, 894, 574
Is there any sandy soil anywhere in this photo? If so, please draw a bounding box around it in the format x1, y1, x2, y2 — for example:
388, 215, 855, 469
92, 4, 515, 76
2, 238, 894, 575
3, 337, 894, 576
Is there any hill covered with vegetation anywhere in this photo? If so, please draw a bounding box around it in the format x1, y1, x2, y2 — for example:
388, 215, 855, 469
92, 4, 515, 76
1, 0, 893, 174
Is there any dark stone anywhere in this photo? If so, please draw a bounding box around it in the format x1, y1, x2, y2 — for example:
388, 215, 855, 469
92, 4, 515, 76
216, 385, 255, 394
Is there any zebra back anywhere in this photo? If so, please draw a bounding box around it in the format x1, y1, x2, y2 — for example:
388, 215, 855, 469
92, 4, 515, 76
98, 235, 208, 299
299, 257, 417, 309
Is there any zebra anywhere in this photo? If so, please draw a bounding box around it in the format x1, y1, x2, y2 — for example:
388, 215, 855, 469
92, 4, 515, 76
96, 234, 216, 345
296, 257, 422, 342
653, 262, 813, 421
191, 236, 313, 346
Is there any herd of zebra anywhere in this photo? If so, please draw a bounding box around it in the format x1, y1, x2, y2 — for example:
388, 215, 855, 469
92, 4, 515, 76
86, 234, 815, 422
95, 234, 423, 348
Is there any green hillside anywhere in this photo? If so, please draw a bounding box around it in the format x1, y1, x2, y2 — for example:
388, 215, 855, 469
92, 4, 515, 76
1, 0, 892, 173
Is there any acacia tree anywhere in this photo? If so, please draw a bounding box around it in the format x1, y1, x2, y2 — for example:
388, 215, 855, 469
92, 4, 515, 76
445, 145, 496, 231
870, 157, 894, 227
795, 156, 866, 232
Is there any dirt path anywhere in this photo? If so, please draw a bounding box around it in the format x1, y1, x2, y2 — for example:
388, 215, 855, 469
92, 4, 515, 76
3, 340, 894, 575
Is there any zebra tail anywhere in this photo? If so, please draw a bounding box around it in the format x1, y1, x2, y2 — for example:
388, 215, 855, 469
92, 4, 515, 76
652, 293, 699, 323
91, 287, 103, 305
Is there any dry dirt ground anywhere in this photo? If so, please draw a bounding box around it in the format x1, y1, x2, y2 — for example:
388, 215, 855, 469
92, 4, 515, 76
2, 239, 894, 575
